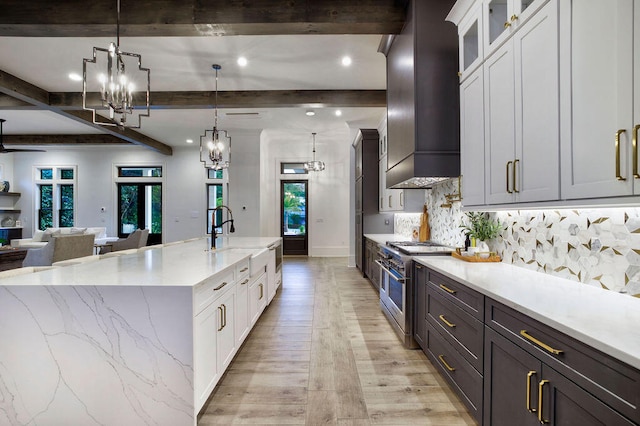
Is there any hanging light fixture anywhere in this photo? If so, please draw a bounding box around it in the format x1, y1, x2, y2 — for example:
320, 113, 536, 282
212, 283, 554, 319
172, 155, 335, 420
304, 132, 325, 172
82, 0, 150, 128
200, 64, 231, 170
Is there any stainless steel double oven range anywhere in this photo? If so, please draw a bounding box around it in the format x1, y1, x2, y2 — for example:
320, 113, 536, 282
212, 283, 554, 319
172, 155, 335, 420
376, 241, 453, 348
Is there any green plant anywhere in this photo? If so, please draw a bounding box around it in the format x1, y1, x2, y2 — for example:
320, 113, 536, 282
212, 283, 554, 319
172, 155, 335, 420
462, 212, 502, 241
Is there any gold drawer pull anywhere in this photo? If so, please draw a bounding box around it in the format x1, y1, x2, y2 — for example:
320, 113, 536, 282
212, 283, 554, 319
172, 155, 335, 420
538, 379, 549, 424
520, 330, 563, 355
439, 284, 456, 295
616, 129, 627, 181
439, 314, 456, 328
438, 355, 456, 372
213, 281, 228, 291
217, 306, 224, 331
504, 21, 512, 28
526, 371, 537, 413
240, 267, 248, 273
513, 159, 519, 193
240, 279, 249, 285
633, 124, 640, 178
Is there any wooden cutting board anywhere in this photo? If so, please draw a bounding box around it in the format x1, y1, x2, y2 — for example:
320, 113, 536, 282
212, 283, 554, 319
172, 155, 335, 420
419, 204, 430, 242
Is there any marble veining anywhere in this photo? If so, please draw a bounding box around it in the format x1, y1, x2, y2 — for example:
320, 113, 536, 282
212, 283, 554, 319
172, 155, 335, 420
0, 285, 194, 425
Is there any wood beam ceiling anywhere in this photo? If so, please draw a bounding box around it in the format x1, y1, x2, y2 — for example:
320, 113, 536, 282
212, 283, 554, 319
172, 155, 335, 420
0, 0, 407, 37
2, 135, 128, 145
0, 69, 173, 155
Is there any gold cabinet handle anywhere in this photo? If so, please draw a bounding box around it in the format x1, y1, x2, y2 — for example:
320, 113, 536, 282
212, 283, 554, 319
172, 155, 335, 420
538, 379, 549, 424
513, 159, 520, 193
214, 281, 228, 291
439, 284, 457, 294
457, 71, 462, 77
259, 283, 264, 300
240, 278, 249, 285
217, 306, 224, 331
400, 191, 404, 207
439, 314, 456, 328
526, 371, 537, 413
616, 129, 627, 181
240, 267, 248, 273
520, 330, 564, 355
504, 21, 512, 28
388, 195, 392, 208
415, 264, 423, 269
511, 14, 519, 22
506, 161, 513, 193
438, 355, 456, 372
633, 125, 640, 178
223, 303, 227, 329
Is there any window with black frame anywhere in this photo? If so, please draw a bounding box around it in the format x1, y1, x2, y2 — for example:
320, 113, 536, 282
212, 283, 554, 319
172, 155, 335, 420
35, 167, 76, 229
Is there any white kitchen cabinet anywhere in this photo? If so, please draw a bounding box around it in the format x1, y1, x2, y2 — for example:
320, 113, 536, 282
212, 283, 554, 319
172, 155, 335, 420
216, 288, 236, 373
483, 0, 549, 58
249, 272, 267, 326
378, 122, 388, 160
484, 0, 559, 204
457, 0, 484, 81
378, 154, 405, 211
235, 273, 250, 346
460, 66, 486, 206
560, 0, 639, 199
194, 300, 219, 410
266, 248, 277, 303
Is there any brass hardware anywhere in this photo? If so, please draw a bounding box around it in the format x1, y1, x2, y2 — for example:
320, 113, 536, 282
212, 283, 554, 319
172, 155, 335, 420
240, 279, 249, 285
504, 21, 511, 28
416, 264, 423, 269
217, 306, 224, 331
222, 303, 227, 329
616, 129, 627, 181
388, 195, 392, 208
457, 71, 462, 77
526, 371, 537, 413
259, 283, 264, 300
214, 281, 228, 291
438, 355, 456, 372
240, 267, 248, 273
506, 161, 513, 193
633, 125, 640, 178
538, 380, 549, 424
400, 192, 404, 207
441, 176, 463, 208
439, 314, 456, 328
511, 14, 519, 22
520, 330, 564, 355
513, 159, 519, 193
439, 284, 457, 294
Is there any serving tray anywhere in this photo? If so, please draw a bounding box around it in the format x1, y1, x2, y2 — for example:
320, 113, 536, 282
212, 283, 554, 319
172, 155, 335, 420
452, 251, 502, 263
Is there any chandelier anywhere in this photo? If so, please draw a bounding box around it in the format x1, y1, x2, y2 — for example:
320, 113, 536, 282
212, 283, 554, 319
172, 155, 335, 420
82, 0, 150, 128
200, 64, 231, 170
304, 133, 325, 172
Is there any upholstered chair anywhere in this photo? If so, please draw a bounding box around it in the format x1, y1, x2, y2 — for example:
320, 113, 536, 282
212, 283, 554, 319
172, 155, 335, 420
22, 234, 95, 267
99, 229, 149, 254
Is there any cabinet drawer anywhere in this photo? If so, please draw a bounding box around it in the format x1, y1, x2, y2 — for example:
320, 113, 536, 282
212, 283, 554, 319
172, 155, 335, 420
194, 269, 235, 315
427, 270, 484, 320
426, 323, 482, 424
236, 259, 250, 281
486, 299, 640, 423
427, 287, 484, 372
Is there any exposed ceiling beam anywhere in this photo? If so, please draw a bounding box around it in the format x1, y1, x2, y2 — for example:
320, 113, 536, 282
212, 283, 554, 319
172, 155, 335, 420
0, 0, 407, 37
0, 69, 173, 155
3, 134, 129, 145
50, 90, 387, 110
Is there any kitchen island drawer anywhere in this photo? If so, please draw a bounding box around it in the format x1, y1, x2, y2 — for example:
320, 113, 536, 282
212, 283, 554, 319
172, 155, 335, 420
426, 322, 482, 424
427, 287, 483, 372
427, 270, 484, 320
194, 268, 235, 314
486, 298, 640, 423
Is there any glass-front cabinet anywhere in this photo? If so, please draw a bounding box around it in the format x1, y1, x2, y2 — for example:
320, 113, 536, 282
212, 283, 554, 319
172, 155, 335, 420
483, 0, 547, 57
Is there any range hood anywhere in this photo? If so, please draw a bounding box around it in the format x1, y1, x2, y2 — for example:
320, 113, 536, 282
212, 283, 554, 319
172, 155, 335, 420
380, 0, 460, 189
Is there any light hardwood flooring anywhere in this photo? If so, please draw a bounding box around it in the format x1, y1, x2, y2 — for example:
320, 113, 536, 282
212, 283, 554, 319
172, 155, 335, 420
199, 257, 476, 425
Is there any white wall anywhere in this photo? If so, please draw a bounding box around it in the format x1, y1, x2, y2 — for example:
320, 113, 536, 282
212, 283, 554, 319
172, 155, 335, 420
260, 127, 352, 257
228, 129, 262, 237
8, 140, 262, 243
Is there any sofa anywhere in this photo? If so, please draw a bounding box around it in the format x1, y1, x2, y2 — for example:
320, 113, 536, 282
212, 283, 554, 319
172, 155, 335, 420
11, 227, 107, 249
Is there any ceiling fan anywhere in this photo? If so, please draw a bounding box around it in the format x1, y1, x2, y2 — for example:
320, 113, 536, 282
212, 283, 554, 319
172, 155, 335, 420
0, 119, 46, 153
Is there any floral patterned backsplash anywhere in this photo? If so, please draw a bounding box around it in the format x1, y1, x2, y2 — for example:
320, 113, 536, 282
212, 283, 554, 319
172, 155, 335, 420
395, 177, 640, 297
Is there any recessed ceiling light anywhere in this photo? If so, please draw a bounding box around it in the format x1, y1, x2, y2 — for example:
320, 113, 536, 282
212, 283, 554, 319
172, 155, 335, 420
341, 56, 352, 67
186, 139, 193, 144
335, 110, 343, 117
68, 73, 82, 81
237, 57, 248, 67
306, 110, 316, 116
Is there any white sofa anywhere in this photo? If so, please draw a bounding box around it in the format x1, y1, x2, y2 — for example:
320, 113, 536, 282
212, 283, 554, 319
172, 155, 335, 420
11, 227, 107, 249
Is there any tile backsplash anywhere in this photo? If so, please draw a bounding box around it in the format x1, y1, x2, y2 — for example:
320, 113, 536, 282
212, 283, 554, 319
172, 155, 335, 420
395, 177, 640, 297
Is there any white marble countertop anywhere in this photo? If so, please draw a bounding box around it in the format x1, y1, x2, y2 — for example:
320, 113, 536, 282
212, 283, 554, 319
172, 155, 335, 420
413, 256, 640, 370
363, 233, 409, 245
0, 236, 280, 288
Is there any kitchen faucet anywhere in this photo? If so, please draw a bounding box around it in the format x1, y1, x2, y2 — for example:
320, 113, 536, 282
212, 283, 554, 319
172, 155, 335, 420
211, 205, 235, 249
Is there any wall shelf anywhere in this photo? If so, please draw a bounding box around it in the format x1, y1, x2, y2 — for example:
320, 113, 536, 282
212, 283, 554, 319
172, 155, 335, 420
0, 192, 21, 197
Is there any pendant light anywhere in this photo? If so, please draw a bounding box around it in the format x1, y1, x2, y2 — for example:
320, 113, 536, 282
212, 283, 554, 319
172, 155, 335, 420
304, 132, 325, 172
200, 64, 231, 170
82, 0, 151, 129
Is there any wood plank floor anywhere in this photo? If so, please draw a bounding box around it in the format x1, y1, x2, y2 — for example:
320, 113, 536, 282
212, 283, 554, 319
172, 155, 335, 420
199, 257, 476, 425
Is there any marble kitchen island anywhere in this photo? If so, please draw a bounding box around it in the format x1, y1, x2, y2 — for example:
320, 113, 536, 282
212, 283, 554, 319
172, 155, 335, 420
0, 236, 281, 426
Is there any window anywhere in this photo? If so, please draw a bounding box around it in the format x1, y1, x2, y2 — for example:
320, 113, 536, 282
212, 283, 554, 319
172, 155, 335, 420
35, 166, 77, 229
206, 168, 227, 234
118, 166, 162, 177
281, 162, 309, 175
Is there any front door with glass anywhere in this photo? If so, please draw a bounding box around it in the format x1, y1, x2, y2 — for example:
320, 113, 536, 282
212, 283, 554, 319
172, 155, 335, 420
281, 180, 307, 255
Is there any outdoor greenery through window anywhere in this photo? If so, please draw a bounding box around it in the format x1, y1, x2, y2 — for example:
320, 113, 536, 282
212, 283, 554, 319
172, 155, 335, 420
281, 163, 309, 175
283, 182, 306, 235
35, 167, 77, 229
205, 167, 227, 234
118, 167, 162, 177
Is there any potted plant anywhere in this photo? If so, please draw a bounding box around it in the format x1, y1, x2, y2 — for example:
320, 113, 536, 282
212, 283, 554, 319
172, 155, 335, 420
462, 212, 502, 253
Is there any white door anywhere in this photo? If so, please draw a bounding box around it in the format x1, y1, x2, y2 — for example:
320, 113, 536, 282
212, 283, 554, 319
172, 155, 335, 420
560, 0, 634, 199
513, 0, 559, 202
460, 67, 486, 207
484, 40, 517, 204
